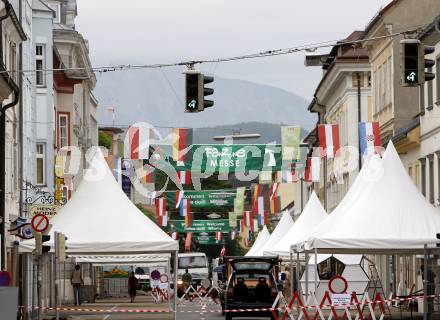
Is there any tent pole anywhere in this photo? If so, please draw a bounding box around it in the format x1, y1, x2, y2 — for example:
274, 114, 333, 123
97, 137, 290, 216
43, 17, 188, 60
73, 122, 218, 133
305, 251, 309, 300
423, 244, 428, 320
290, 248, 293, 299
173, 250, 178, 320
314, 248, 318, 296
296, 251, 300, 299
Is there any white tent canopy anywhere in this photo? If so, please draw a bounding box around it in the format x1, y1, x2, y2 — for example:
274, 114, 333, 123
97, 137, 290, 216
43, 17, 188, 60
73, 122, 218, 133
265, 191, 327, 257
259, 211, 294, 256
21, 148, 178, 254
302, 142, 440, 254
245, 226, 270, 256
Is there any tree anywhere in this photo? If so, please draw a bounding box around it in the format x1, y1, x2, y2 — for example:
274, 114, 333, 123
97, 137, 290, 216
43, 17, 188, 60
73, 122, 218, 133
99, 131, 112, 150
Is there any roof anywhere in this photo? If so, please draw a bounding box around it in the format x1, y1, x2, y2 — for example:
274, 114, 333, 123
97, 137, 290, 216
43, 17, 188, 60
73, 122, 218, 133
265, 191, 327, 257
20, 148, 178, 255
300, 142, 440, 254
364, 0, 400, 34
258, 211, 294, 256
245, 226, 270, 257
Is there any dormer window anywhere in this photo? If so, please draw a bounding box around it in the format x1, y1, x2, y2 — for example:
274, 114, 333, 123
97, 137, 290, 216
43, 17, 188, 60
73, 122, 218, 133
47, 2, 61, 23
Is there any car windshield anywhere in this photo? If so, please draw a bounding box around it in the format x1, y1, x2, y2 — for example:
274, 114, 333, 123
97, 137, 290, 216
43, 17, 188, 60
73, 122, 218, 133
232, 262, 272, 271
179, 256, 207, 268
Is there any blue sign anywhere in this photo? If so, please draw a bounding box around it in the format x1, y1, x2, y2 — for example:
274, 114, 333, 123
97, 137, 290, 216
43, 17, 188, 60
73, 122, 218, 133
0, 271, 11, 287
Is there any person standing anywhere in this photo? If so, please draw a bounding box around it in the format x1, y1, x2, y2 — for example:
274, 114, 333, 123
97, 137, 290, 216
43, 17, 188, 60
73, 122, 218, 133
128, 272, 138, 303
71, 265, 84, 306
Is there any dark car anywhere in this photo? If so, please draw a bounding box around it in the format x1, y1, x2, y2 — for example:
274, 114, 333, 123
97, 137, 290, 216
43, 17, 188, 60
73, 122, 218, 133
222, 257, 279, 320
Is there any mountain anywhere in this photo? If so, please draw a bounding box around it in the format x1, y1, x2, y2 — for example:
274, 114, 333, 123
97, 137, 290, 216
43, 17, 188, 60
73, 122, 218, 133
193, 122, 308, 144
93, 67, 316, 129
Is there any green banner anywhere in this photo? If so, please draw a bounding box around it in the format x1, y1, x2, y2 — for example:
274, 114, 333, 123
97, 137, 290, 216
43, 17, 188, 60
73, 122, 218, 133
170, 219, 233, 233
229, 212, 237, 228
190, 144, 282, 173
195, 235, 221, 245
165, 189, 236, 208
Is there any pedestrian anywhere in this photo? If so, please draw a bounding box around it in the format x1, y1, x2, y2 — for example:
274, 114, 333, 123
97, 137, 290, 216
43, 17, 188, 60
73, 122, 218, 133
283, 266, 291, 300
182, 268, 192, 300
128, 272, 138, 303
71, 265, 84, 306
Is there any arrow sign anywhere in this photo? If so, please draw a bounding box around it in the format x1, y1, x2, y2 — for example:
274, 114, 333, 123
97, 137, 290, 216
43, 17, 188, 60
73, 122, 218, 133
31, 214, 49, 233
0, 271, 11, 287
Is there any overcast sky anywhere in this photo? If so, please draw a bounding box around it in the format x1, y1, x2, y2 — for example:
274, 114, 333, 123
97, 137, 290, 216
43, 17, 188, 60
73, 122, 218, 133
76, 0, 391, 100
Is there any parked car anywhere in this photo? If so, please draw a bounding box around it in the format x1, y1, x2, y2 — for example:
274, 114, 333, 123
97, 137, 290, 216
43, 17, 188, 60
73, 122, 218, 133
222, 256, 280, 320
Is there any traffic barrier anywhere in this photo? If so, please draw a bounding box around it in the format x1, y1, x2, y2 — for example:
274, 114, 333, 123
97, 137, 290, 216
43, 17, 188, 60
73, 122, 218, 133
16, 292, 438, 315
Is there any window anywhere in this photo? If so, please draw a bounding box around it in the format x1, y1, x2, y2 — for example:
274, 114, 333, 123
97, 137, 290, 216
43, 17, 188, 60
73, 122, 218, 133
35, 45, 45, 86
47, 2, 61, 23
429, 155, 434, 203
420, 158, 426, 197
58, 113, 70, 148
428, 67, 434, 109
36, 143, 45, 185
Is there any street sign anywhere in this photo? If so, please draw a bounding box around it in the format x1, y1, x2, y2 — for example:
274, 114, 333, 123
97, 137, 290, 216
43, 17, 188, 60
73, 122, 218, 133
170, 219, 236, 233
31, 214, 49, 233
0, 271, 11, 287
151, 270, 161, 281
29, 204, 59, 218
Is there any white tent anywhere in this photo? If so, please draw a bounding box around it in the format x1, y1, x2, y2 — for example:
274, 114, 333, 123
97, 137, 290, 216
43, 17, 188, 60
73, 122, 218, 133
302, 142, 440, 254
21, 148, 178, 255
245, 226, 270, 256
258, 211, 294, 256
265, 191, 327, 257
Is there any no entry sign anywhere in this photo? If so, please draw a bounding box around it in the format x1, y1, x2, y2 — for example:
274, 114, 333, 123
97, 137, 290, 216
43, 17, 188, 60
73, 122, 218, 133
31, 214, 49, 233
0, 271, 11, 287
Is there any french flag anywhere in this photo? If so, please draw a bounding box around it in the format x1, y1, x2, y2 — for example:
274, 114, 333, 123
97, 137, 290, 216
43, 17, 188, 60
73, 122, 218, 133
175, 190, 184, 209
359, 122, 381, 156
215, 232, 222, 242
318, 124, 340, 158
155, 198, 167, 217
179, 198, 191, 217
177, 170, 191, 185
128, 125, 150, 159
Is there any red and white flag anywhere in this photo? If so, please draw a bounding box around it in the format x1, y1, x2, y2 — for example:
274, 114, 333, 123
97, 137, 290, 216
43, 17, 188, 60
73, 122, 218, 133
318, 124, 340, 158
158, 213, 168, 227
270, 183, 279, 199
220, 246, 226, 256
305, 157, 321, 182
127, 125, 150, 159
171, 232, 178, 240
216, 232, 223, 242
155, 197, 167, 217
177, 170, 191, 185
280, 170, 298, 183
244, 211, 253, 227
175, 190, 184, 209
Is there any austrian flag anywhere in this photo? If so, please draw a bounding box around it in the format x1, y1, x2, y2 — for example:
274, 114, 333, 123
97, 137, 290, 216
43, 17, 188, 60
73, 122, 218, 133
177, 170, 191, 185
244, 211, 253, 227
127, 125, 150, 159
359, 122, 381, 156
215, 232, 222, 242
318, 124, 340, 158
155, 198, 167, 217
158, 213, 168, 227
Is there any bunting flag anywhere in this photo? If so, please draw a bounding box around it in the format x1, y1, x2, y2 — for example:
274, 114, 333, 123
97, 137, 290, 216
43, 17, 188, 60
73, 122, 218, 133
215, 232, 223, 242
270, 195, 281, 214
244, 211, 253, 227
185, 233, 192, 252
252, 219, 259, 232
220, 246, 226, 256
142, 159, 155, 183
158, 212, 168, 227
359, 122, 381, 156
175, 190, 184, 209
177, 170, 191, 185
252, 184, 261, 205
230, 231, 236, 240
279, 170, 298, 183
185, 211, 192, 227
171, 231, 178, 240
239, 219, 245, 233
179, 198, 190, 217
281, 126, 301, 161
318, 124, 340, 158
258, 210, 267, 226
270, 183, 279, 199
155, 197, 167, 217
172, 128, 193, 165
128, 125, 150, 159
304, 157, 321, 182
257, 196, 265, 216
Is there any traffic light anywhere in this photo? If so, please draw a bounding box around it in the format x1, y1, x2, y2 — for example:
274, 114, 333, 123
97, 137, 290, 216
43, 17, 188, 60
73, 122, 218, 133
199, 75, 214, 111
401, 39, 436, 86
55, 232, 68, 262
34, 232, 51, 255
184, 71, 214, 112
401, 39, 420, 86
185, 72, 200, 113
422, 45, 435, 83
